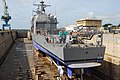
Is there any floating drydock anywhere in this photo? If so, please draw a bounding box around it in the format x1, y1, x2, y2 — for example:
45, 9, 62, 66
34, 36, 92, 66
31, 1, 105, 79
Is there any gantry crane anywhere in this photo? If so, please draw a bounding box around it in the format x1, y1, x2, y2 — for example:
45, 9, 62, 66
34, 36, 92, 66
1, 0, 11, 30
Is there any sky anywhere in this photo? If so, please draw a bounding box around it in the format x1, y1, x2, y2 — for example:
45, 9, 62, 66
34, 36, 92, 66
0, 0, 120, 29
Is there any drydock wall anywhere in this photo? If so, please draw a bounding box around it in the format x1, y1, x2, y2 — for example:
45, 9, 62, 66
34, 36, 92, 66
0, 31, 16, 66
93, 34, 120, 80
16, 29, 29, 38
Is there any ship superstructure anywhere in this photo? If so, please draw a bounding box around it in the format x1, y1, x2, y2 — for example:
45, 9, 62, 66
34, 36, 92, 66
32, 1, 57, 34
31, 1, 105, 79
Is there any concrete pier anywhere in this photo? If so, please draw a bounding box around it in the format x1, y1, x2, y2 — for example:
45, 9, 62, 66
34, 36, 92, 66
92, 33, 120, 80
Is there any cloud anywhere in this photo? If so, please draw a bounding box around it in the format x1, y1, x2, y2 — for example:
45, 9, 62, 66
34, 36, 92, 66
96, 16, 108, 20
85, 12, 96, 19
95, 15, 120, 25
88, 12, 94, 16
116, 15, 120, 18
87, 12, 96, 18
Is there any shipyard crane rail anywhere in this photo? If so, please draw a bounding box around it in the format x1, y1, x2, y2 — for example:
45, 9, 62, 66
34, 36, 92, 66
1, 0, 11, 30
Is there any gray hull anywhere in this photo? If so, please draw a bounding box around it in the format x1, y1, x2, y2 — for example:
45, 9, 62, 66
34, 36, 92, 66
32, 33, 105, 64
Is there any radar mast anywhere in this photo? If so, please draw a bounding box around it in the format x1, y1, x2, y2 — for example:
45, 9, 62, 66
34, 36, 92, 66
33, 0, 51, 14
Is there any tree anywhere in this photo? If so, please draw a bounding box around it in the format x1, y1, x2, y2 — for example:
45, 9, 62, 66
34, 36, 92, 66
118, 24, 120, 29
103, 23, 112, 30
103, 23, 112, 27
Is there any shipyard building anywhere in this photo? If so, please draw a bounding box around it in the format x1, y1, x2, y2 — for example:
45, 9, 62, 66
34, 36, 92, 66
76, 19, 102, 29
65, 19, 102, 31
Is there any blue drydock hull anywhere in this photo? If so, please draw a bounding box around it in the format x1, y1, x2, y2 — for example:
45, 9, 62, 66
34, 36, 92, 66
33, 40, 65, 65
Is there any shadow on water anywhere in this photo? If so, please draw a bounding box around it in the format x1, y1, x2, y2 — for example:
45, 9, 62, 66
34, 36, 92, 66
92, 59, 120, 80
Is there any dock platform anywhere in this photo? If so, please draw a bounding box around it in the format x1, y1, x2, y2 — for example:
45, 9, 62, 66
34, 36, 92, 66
0, 38, 34, 80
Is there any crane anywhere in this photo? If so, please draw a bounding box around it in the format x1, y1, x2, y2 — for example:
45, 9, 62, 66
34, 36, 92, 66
1, 0, 11, 30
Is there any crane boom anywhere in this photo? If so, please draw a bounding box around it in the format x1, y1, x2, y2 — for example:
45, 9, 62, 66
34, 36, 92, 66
2, 0, 9, 15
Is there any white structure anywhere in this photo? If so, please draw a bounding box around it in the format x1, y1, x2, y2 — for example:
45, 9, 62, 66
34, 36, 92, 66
65, 25, 77, 31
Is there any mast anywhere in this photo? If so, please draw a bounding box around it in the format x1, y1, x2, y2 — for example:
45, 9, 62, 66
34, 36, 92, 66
33, 0, 51, 13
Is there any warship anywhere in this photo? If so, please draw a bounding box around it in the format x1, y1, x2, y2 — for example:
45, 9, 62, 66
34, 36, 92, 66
31, 1, 105, 79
